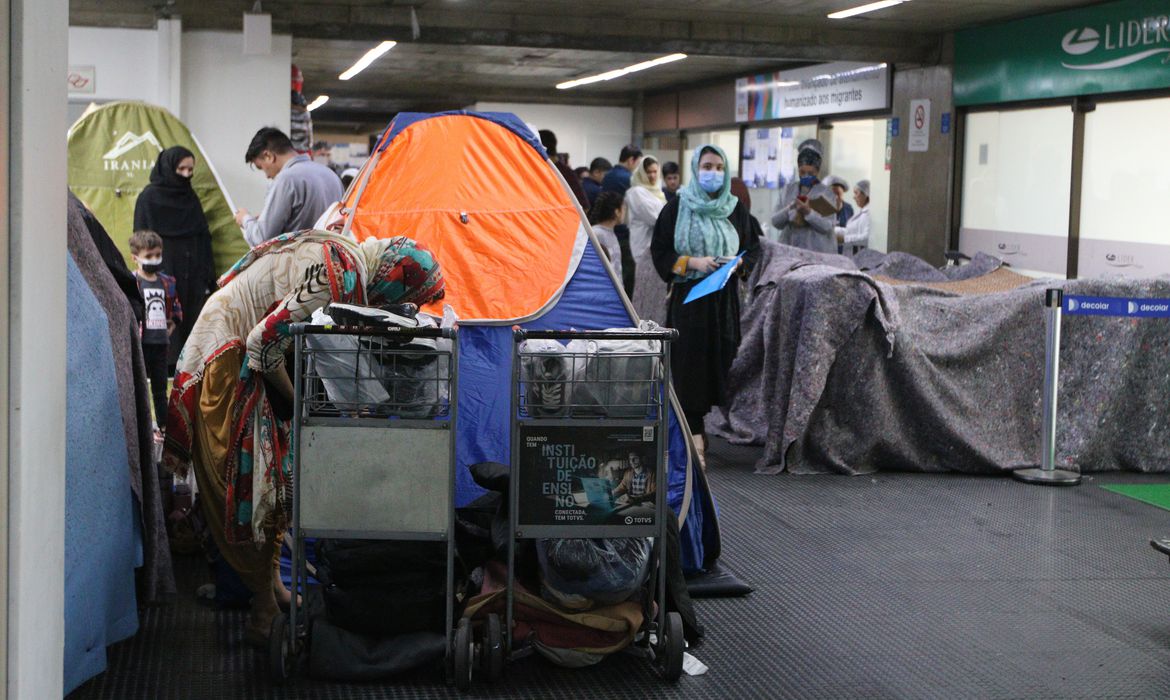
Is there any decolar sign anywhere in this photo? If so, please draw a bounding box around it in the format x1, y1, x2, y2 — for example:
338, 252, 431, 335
1060, 15, 1170, 69
955, 0, 1170, 105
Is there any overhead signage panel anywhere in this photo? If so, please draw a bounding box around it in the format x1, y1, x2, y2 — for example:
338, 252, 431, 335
955, 0, 1170, 105
735, 61, 891, 123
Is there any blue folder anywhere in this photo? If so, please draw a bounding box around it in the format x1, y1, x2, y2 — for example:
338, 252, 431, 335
683, 252, 745, 304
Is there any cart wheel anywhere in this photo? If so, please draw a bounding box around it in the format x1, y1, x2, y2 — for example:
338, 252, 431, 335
268, 613, 294, 684
453, 617, 473, 691
660, 612, 684, 683
485, 613, 505, 682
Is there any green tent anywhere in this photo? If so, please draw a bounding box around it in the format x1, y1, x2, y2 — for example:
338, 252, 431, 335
68, 101, 248, 275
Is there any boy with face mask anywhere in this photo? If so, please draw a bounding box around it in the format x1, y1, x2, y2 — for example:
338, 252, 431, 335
130, 229, 183, 427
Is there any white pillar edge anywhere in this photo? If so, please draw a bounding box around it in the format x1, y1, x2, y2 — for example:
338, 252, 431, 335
7, 0, 68, 697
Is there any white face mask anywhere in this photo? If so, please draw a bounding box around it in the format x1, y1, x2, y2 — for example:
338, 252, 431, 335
314, 155, 330, 164
138, 256, 163, 266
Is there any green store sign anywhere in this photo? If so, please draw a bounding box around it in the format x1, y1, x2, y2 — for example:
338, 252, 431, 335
955, 0, 1170, 105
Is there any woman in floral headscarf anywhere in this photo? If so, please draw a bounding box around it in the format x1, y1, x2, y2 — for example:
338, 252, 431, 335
650, 144, 760, 467
164, 229, 444, 644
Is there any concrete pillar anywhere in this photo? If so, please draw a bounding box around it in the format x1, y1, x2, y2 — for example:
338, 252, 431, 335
886, 65, 956, 265
157, 17, 183, 115
7, 0, 69, 696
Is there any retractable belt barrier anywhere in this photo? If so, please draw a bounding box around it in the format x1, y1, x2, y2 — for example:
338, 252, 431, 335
1063, 295, 1170, 319
1014, 289, 1170, 487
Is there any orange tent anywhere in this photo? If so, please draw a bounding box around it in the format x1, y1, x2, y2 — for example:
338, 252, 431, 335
345, 112, 589, 323
340, 111, 720, 574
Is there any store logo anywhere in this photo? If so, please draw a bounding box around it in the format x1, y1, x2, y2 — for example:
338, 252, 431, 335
1068, 298, 1079, 312
1062, 28, 1100, 55
1105, 253, 1142, 268
1060, 17, 1170, 70
102, 131, 163, 172
1128, 301, 1139, 314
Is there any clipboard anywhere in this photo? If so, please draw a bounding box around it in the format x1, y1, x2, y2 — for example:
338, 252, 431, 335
807, 194, 838, 217
683, 252, 745, 304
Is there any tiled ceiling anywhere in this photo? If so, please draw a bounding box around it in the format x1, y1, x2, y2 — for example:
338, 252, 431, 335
71, 0, 1106, 123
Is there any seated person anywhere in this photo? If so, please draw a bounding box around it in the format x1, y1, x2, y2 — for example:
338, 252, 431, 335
612, 450, 655, 504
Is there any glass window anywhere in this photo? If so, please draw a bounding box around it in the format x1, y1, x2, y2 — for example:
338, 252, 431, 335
822, 118, 891, 252
743, 123, 817, 241
1079, 97, 1170, 278
960, 107, 1073, 277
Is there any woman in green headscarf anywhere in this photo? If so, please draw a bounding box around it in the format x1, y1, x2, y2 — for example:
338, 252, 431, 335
650, 144, 761, 466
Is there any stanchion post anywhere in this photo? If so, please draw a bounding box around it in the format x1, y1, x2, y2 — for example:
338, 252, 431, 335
1014, 288, 1082, 486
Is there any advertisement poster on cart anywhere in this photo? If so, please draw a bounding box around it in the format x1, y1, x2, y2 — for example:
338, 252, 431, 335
517, 424, 659, 529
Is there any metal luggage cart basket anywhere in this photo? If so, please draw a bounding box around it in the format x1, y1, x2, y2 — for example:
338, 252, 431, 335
500, 327, 685, 683
269, 322, 464, 684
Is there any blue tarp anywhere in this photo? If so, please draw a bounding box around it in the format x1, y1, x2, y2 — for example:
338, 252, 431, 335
64, 256, 139, 694
381, 111, 548, 159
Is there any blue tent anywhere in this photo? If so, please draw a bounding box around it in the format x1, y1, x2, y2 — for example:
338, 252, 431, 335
345, 111, 721, 573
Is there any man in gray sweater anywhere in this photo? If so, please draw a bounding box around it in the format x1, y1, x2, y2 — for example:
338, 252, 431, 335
234, 127, 344, 247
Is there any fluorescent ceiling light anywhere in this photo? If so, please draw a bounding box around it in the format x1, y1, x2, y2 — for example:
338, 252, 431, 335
828, 0, 907, 19
339, 41, 397, 80
306, 95, 329, 112
557, 53, 687, 90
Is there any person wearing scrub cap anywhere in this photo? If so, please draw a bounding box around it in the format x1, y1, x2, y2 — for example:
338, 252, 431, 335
835, 178, 872, 255
823, 175, 854, 230
770, 138, 837, 253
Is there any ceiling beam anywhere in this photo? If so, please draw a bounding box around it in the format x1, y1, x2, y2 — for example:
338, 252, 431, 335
69, 3, 942, 64
311, 84, 636, 123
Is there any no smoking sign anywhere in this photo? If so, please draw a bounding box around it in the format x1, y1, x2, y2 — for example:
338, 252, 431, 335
908, 99, 931, 152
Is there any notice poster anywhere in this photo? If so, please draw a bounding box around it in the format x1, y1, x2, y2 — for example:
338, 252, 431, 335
516, 424, 659, 528
741, 128, 767, 188
778, 127, 796, 188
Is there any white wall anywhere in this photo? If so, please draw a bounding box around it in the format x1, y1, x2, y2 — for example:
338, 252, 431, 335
472, 101, 633, 169
181, 31, 292, 213
67, 26, 160, 106
10, 0, 68, 697
68, 24, 292, 214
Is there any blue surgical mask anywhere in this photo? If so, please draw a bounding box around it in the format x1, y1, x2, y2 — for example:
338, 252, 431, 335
698, 170, 724, 193
799, 175, 817, 187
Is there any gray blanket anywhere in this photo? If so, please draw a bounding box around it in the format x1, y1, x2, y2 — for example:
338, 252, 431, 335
711, 242, 1170, 475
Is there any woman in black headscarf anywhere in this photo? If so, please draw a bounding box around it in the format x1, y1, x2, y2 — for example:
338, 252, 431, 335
134, 146, 217, 364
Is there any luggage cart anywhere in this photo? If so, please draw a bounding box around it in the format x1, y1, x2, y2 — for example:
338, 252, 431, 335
504, 327, 685, 682
269, 322, 466, 685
